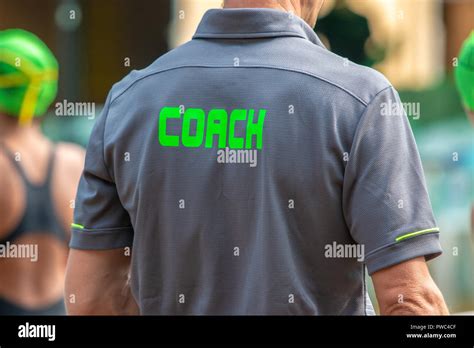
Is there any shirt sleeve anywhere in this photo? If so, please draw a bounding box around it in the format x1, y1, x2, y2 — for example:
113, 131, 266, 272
343, 86, 442, 275
69, 92, 133, 250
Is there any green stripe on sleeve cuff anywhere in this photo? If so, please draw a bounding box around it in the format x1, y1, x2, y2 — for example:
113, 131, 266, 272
395, 227, 440, 242
71, 223, 84, 229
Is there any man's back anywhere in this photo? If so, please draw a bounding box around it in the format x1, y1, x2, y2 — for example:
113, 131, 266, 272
70, 8, 442, 315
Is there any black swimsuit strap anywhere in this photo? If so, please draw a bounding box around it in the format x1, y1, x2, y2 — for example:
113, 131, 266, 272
0, 141, 67, 244
0, 141, 30, 184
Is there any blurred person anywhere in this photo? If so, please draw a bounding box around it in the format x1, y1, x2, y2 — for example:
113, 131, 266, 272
315, 0, 385, 67
0, 29, 84, 315
454, 31, 474, 240
66, 0, 448, 315
455, 31, 474, 126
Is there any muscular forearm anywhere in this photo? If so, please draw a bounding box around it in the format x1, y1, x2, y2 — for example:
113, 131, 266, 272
373, 257, 449, 315
379, 282, 449, 315
65, 249, 139, 315
66, 273, 139, 315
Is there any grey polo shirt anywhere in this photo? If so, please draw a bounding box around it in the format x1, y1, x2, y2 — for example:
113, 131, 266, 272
70, 8, 442, 315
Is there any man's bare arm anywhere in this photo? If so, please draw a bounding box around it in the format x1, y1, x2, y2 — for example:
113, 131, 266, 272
65, 248, 139, 315
371, 256, 449, 315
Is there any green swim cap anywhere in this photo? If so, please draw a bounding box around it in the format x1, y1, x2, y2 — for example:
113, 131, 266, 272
455, 31, 474, 111
0, 29, 58, 125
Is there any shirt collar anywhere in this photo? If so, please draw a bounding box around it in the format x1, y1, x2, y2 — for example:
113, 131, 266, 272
193, 8, 326, 49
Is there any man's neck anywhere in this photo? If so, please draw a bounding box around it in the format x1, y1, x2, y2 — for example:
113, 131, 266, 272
224, 0, 299, 15
223, 0, 319, 28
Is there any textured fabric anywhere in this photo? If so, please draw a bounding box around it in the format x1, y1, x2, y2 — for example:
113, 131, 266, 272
71, 8, 442, 315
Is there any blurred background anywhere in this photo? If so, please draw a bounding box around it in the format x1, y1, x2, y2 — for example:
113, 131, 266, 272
0, 0, 473, 313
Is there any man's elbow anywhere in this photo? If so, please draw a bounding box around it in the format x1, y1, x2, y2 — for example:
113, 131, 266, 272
380, 283, 449, 315
65, 282, 138, 315
65, 249, 139, 315
64, 275, 108, 315
65, 295, 108, 315
65, 272, 138, 315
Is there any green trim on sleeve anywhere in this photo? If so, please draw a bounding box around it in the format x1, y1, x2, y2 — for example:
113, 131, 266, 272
71, 223, 84, 229
395, 227, 440, 242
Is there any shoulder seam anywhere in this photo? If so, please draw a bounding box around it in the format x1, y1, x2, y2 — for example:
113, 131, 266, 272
348, 84, 393, 150
108, 64, 392, 108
